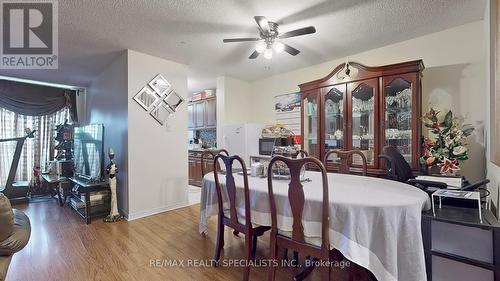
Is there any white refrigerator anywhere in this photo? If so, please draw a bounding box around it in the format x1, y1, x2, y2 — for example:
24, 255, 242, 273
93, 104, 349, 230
221, 123, 263, 164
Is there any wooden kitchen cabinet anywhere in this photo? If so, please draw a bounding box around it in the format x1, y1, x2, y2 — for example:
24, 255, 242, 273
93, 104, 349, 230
187, 104, 195, 129
188, 152, 202, 186
188, 97, 216, 130
205, 98, 216, 128
188, 150, 218, 187
299, 60, 424, 176
194, 102, 205, 128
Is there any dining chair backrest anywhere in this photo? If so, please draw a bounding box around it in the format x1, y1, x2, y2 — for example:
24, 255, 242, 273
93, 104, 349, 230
267, 156, 330, 248
295, 149, 309, 159
201, 149, 229, 177
271, 149, 308, 159
324, 149, 367, 176
213, 154, 251, 227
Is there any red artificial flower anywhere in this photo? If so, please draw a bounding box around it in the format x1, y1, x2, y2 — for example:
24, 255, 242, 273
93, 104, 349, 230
437, 158, 460, 174
431, 123, 439, 129
425, 157, 436, 165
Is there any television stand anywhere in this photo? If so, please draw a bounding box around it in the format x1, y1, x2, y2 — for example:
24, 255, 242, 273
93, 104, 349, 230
69, 177, 110, 224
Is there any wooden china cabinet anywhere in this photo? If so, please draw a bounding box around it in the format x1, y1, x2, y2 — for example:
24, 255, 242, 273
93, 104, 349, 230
299, 60, 424, 175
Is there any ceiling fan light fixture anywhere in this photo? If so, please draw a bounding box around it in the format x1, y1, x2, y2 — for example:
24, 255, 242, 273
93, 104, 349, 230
223, 16, 316, 60
258, 18, 269, 30
255, 41, 266, 53
264, 49, 273, 60
273, 42, 285, 53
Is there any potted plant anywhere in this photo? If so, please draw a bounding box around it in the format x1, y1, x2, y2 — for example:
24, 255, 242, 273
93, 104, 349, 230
419, 108, 474, 175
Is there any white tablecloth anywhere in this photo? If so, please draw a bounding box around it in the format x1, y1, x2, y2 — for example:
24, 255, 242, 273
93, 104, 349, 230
199, 171, 431, 281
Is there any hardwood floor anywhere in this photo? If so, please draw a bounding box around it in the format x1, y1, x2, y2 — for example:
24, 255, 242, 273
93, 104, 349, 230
6, 199, 365, 281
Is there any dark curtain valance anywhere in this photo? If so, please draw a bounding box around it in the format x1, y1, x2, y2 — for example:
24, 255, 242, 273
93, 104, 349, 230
0, 79, 78, 121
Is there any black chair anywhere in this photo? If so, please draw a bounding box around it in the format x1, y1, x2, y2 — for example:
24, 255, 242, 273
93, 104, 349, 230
379, 146, 489, 193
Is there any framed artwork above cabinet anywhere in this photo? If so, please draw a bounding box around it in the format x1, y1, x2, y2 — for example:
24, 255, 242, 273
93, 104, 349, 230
299, 60, 424, 175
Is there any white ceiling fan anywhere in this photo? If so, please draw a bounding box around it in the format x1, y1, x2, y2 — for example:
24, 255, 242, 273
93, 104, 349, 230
222, 16, 316, 60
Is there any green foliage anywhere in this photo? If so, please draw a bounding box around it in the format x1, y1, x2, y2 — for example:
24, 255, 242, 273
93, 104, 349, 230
420, 108, 474, 168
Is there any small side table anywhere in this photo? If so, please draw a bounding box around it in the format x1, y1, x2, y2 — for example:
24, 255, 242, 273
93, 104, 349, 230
41, 174, 68, 206
431, 189, 482, 223
69, 177, 110, 224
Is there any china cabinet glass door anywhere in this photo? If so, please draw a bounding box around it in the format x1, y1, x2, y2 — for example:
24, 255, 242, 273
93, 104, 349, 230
383, 75, 415, 165
302, 91, 319, 158
323, 85, 346, 164
348, 79, 378, 166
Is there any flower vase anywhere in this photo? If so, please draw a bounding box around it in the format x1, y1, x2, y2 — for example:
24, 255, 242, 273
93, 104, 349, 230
427, 165, 441, 176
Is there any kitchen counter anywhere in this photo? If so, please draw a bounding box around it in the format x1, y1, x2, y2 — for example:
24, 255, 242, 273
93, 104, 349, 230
188, 148, 206, 152
188, 149, 219, 186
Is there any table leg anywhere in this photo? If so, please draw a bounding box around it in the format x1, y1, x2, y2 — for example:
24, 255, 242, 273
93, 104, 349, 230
56, 184, 63, 207
85, 190, 91, 224
432, 195, 436, 216
478, 198, 483, 223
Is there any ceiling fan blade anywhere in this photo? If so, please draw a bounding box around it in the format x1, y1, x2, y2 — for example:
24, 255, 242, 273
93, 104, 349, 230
282, 43, 300, 56
254, 16, 270, 34
223, 38, 261, 43
249, 50, 260, 59
279, 26, 316, 39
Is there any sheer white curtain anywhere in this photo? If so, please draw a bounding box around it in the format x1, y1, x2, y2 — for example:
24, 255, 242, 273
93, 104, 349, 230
0, 107, 69, 187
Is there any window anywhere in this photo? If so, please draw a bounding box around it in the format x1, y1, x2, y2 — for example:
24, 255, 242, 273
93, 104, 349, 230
0, 107, 70, 187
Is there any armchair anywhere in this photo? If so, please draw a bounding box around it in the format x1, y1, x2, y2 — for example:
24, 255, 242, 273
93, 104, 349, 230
0, 193, 31, 281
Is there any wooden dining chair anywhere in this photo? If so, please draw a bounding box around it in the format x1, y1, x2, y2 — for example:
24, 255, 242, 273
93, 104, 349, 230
213, 154, 271, 281
294, 149, 309, 159
324, 149, 368, 176
201, 149, 229, 177
323, 150, 375, 281
267, 156, 332, 281
271, 148, 308, 159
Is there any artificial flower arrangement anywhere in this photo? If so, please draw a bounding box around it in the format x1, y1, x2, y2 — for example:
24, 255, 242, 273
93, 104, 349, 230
419, 108, 474, 175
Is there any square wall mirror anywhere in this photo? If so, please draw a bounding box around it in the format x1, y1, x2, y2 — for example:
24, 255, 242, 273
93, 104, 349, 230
134, 86, 159, 111
164, 91, 184, 112
150, 102, 174, 125
149, 74, 171, 96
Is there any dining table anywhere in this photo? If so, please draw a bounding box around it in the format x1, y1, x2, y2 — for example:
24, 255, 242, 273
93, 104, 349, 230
199, 171, 431, 281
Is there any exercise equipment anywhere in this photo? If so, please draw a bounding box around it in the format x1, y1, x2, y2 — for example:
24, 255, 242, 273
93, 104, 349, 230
0, 128, 36, 203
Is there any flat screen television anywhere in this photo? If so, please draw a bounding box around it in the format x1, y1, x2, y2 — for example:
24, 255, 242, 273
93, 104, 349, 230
73, 124, 104, 181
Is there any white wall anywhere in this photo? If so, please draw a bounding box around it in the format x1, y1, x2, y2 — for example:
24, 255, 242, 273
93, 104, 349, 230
87, 51, 129, 214
127, 50, 189, 220
246, 20, 487, 181
215, 76, 252, 146
486, 0, 500, 217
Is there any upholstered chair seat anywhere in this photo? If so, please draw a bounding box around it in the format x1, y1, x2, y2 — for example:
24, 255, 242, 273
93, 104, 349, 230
0, 193, 31, 281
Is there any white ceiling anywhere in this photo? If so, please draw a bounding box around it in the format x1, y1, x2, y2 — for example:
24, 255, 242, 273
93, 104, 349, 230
0, 0, 485, 92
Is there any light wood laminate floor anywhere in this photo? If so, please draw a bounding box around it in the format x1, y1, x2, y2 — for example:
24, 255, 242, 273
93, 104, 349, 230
6, 200, 369, 281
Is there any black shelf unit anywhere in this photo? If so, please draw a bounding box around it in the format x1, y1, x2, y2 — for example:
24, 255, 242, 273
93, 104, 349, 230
422, 206, 500, 281
69, 177, 110, 224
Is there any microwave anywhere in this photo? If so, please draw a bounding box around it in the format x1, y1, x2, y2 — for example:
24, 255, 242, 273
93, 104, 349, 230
259, 138, 292, 155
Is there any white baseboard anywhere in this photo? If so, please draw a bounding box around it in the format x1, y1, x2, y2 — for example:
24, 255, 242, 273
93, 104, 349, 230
125, 201, 190, 221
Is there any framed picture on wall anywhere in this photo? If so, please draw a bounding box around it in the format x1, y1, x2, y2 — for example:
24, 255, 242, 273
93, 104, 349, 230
275, 92, 301, 135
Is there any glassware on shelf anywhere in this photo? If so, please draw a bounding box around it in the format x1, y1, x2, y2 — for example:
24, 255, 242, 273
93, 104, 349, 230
303, 93, 318, 157
324, 87, 344, 152
385, 78, 413, 164
351, 83, 375, 165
